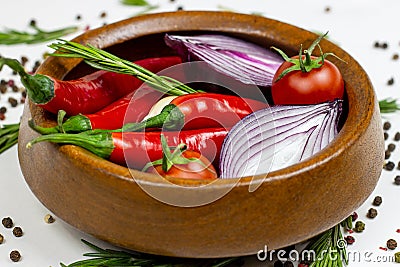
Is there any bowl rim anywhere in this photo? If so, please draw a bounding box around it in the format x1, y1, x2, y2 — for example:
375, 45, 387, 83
35, 10, 376, 189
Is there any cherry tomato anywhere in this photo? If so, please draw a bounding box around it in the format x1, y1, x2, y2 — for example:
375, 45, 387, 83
147, 150, 217, 180
271, 55, 344, 105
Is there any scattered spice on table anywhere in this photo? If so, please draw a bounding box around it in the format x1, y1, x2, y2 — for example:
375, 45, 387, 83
44, 214, 55, 224
373, 196, 382, 206
394, 131, 400, 141
383, 121, 391, 130
354, 221, 365, 232
367, 208, 378, 219
388, 143, 396, 152
9, 250, 21, 262
345, 235, 355, 245
384, 161, 395, 171
2, 217, 13, 228
384, 132, 389, 140
395, 175, 400, 185
387, 239, 398, 250
12, 226, 23, 237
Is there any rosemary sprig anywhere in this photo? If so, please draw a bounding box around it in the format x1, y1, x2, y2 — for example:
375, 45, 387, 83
60, 239, 240, 267
0, 123, 19, 154
48, 39, 200, 96
0, 22, 78, 45
305, 215, 351, 267
379, 97, 400, 113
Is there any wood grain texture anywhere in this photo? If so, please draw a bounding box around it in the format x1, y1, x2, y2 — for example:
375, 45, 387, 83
18, 11, 384, 258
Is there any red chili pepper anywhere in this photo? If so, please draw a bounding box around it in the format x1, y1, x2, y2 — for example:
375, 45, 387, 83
27, 127, 229, 170
0, 56, 182, 115
122, 93, 268, 131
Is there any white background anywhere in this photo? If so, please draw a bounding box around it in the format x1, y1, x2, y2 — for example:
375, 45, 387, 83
0, 0, 399, 266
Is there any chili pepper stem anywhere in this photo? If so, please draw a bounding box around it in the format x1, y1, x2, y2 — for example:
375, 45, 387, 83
121, 104, 184, 132
0, 57, 54, 104
26, 130, 114, 159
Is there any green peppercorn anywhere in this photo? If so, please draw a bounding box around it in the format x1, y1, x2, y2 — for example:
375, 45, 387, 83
395, 252, 400, 263
354, 221, 365, 233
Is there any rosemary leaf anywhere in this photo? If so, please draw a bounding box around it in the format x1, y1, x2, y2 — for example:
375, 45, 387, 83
60, 239, 240, 267
0, 123, 19, 154
379, 98, 400, 113
121, 0, 151, 6
0, 24, 77, 45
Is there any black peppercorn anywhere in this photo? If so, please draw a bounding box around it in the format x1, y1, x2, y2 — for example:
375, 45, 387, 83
374, 41, 380, 48
382, 42, 388, 49
367, 208, 378, 218
383, 121, 391, 130
393, 53, 399, 60
9, 250, 21, 262
387, 77, 395, 85
2, 217, 13, 228
394, 175, 400, 185
373, 196, 382, 206
385, 150, 391, 159
0, 106, 6, 114
384, 161, 395, 171
8, 97, 18, 107
44, 214, 55, 224
384, 132, 389, 140
12, 226, 23, 237
177, 6, 184, 11
394, 132, 400, 141
387, 239, 397, 250
388, 143, 396, 152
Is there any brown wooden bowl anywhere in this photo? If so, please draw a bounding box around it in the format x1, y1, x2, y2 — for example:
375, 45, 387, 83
18, 11, 384, 258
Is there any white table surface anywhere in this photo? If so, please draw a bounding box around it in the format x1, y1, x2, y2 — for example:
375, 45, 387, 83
0, 0, 399, 266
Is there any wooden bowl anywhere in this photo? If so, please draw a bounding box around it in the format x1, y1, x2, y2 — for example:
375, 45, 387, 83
18, 11, 384, 258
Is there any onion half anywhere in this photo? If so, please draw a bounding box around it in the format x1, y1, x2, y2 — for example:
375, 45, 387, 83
219, 100, 343, 178
164, 34, 284, 87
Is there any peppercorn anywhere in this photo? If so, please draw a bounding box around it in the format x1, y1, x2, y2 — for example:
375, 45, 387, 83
20, 56, 28, 66
383, 121, 391, 130
345, 235, 355, 245
0, 106, 7, 114
8, 97, 18, 107
385, 150, 391, 159
2, 217, 13, 228
374, 41, 380, 48
100, 11, 107, 18
384, 132, 389, 140
354, 221, 365, 233
387, 77, 395, 85
393, 53, 399, 60
283, 261, 294, 267
324, 6, 331, 12
274, 260, 284, 267
373, 196, 382, 206
387, 239, 397, 250
10, 250, 21, 262
388, 143, 396, 152
395, 176, 400, 185
76, 14, 82, 20
382, 42, 388, 49
367, 208, 378, 218
177, 6, 184, 11
395, 132, 400, 141
29, 19, 36, 27
44, 214, 55, 224
0, 84, 7, 94
395, 252, 400, 263
351, 212, 358, 221
384, 161, 395, 171
398, 161, 400, 170
21, 90, 26, 98
12, 226, 23, 237
0, 233, 3, 244
0, 113, 5, 120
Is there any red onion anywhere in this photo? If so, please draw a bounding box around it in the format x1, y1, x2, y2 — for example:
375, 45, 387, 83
164, 34, 284, 87
219, 100, 343, 178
